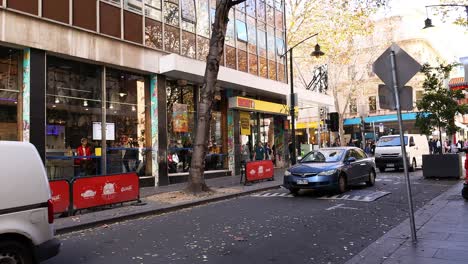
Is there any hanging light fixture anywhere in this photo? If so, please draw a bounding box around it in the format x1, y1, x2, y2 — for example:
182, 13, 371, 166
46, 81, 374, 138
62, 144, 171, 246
131, 105, 136, 111
55, 97, 60, 104
119, 90, 127, 97
83, 100, 88, 107
311, 44, 325, 58
109, 103, 114, 109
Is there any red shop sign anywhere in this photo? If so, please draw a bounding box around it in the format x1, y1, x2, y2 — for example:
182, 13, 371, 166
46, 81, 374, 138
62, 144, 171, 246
72, 173, 139, 210
246, 160, 274, 182
49, 180, 70, 214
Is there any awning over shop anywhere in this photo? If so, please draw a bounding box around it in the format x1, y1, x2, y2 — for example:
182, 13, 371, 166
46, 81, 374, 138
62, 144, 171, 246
295, 121, 322, 129
344, 112, 421, 125
228, 96, 295, 116
449, 77, 468, 90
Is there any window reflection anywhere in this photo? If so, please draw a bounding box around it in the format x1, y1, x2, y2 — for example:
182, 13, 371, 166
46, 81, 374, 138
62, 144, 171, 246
225, 45, 236, 69
197, 36, 210, 61
249, 53, 258, 75
164, 25, 180, 53
246, 0, 256, 16
197, 0, 210, 37
164, 0, 179, 27
182, 31, 196, 58
257, 29, 267, 58
236, 20, 248, 42
268, 60, 276, 80
0, 48, 20, 141
266, 3, 274, 25
267, 26, 276, 60
257, 0, 265, 20
145, 18, 163, 49
278, 63, 285, 82
145, 0, 162, 21
259, 57, 267, 78
238, 50, 248, 72
124, 0, 143, 13
247, 17, 257, 54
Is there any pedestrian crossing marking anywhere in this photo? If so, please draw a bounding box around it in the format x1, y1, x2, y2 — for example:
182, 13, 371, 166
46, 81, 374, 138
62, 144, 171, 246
252, 190, 391, 202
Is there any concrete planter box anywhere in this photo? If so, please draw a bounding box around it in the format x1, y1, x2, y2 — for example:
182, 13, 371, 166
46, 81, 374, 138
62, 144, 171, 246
422, 154, 462, 179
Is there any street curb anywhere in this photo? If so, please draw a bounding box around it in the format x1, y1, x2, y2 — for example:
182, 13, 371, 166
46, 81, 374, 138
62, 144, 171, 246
56, 184, 281, 235
344, 180, 464, 264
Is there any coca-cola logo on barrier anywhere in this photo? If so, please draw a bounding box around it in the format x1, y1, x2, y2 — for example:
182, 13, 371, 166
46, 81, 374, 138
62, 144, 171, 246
73, 173, 139, 210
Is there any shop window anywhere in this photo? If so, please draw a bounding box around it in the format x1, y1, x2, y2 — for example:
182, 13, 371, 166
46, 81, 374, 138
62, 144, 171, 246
259, 57, 268, 78
416, 90, 424, 103
0, 48, 20, 141
166, 81, 196, 173
369, 96, 376, 113
73, 0, 97, 31
238, 50, 248, 72
43, 0, 70, 24
247, 17, 257, 54
257, 0, 265, 21
124, 0, 143, 13
268, 60, 276, 80
258, 29, 267, 58
105, 69, 148, 175
249, 53, 258, 76
225, 45, 237, 70
164, 0, 179, 27
145, 0, 162, 21
145, 18, 163, 49
45, 57, 102, 180
197, 36, 210, 61
197, 0, 210, 37
164, 25, 180, 54
246, 0, 256, 16
182, 31, 196, 59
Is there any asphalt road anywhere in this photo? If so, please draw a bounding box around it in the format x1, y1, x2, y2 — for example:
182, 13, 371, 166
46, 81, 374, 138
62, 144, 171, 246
45, 170, 459, 264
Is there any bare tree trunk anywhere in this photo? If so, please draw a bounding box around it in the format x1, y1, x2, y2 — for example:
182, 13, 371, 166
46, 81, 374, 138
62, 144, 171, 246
338, 115, 345, 146
185, 0, 245, 194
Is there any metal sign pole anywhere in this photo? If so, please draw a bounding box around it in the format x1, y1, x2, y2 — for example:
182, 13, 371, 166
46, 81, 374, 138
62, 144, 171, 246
390, 50, 417, 242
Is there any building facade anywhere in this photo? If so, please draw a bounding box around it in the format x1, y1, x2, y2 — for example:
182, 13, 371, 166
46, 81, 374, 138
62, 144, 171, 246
0, 0, 330, 186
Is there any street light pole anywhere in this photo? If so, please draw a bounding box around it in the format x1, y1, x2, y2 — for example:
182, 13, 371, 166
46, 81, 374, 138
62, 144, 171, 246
282, 33, 324, 165
289, 49, 297, 165
423, 4, 468, 28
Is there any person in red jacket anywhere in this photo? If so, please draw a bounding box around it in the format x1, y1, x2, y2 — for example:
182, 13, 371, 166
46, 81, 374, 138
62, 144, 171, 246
76, 138, 92, 176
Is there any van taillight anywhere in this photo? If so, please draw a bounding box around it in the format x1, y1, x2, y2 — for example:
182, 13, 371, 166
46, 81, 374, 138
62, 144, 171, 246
47, 199, 54, 224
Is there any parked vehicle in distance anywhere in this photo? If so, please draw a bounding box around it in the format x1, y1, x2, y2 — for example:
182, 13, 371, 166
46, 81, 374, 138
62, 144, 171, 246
283, 147, 376, 194
374, 134, 429, 172
0, 141, 60, 264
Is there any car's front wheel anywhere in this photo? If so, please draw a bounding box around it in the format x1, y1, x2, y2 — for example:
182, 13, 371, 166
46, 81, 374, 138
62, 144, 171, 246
366, 170, 376, 186
337, 174, 347, 194
379, 167, 385, 172
0, 240, 33, 264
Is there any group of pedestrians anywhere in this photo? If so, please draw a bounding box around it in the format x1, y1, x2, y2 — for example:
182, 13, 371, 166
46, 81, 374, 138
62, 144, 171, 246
429, 139, 467, 154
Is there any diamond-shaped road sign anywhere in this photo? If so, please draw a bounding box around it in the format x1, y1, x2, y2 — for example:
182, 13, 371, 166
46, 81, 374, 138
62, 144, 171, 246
378, 85, 413, 111
373, 44, 421, 89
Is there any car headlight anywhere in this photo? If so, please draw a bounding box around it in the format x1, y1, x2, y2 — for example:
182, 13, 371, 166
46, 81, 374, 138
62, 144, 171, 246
318, 169, 337, 176
284, 170, 291, 176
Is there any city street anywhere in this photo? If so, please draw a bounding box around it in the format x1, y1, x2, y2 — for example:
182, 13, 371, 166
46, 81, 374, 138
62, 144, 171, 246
45, 170, 459, 264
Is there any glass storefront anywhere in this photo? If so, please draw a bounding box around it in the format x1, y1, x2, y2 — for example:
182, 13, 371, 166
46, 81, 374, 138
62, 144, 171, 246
45, 56, 149, 180
0, 48, 21, 141
166, 80, 227, 174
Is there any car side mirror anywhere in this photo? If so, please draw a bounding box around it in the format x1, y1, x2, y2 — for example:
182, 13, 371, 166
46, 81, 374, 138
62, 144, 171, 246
346, 157, 356, 163
297, 156, 302, 162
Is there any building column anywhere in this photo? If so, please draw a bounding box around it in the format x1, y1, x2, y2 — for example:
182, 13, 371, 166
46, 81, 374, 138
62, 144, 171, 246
23, 48, 46, 163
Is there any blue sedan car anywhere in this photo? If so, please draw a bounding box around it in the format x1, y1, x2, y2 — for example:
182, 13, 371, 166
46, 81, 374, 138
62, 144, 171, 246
283, 147, 376, 194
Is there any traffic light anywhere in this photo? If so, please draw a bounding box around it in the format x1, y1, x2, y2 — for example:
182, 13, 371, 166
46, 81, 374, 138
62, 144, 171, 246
329, 112, 339, 132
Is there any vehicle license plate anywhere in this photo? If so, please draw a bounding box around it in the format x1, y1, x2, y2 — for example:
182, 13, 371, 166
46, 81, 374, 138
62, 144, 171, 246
297, 179, 308, 185
387, 163, 394, 167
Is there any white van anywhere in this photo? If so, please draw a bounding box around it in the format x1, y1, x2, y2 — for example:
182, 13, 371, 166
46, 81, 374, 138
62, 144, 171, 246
0, 141, 60, 263
374, 134, 429, 172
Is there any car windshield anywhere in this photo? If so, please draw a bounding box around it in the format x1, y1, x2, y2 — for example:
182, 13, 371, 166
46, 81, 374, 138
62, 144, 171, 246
377, 136, 408, 147
300, 149, 345, 163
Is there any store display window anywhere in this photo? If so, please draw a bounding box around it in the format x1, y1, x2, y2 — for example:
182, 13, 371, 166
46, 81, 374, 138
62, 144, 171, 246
0, 48, 21, 142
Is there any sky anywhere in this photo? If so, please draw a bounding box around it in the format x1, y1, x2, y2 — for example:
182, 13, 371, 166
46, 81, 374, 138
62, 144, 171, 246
376, 0, 468, 72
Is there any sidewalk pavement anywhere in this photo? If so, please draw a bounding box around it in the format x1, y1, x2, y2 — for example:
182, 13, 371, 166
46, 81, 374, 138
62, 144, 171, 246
54, 169, 285, 234
346, 181, 468, 264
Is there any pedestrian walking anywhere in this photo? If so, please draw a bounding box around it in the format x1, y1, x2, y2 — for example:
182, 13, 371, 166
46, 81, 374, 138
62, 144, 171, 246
253, 141, 265, 161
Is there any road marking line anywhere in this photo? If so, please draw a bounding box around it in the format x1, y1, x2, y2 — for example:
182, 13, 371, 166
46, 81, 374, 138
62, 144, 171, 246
270, 193, 279, 197
326, 203, 359, 211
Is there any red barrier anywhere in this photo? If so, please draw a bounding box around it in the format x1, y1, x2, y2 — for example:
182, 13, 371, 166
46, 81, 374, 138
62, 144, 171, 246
245, 160, 274, 182
49, 180, 70, 214
72, 173, 139, 210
